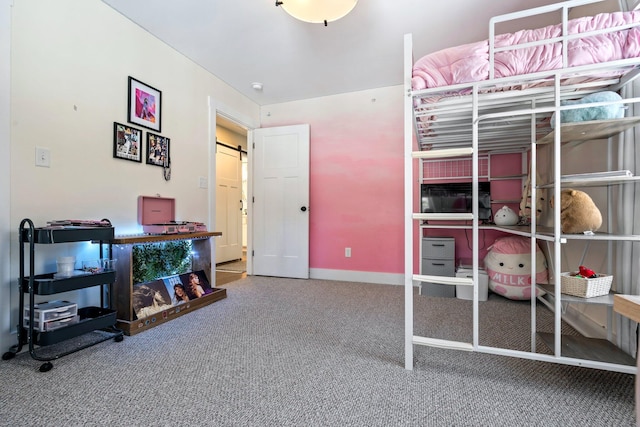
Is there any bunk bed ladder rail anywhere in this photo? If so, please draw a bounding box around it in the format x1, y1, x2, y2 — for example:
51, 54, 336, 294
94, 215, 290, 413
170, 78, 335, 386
405, 34, 484, 368
409, 145, 482, 355
403, 32, 415, 370
407, 124, 484, 360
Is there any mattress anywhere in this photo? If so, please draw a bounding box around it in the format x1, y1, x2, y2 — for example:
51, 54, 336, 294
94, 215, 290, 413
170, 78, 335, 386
412, 11, 640, 92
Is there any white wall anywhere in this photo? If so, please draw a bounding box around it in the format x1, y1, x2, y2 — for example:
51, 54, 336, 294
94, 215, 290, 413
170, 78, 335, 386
1, 0, 12, 352
2, 0, 259, 351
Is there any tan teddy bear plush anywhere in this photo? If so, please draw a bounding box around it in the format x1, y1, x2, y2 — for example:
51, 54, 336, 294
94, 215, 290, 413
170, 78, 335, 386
550, 189, 602, 234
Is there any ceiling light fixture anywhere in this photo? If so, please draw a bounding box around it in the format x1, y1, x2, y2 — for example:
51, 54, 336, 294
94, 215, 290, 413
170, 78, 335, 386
275, 0, 359, 26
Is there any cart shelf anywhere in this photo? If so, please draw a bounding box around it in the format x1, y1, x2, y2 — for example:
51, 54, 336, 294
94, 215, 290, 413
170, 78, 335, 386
22, 226, 114, 244
29, 307, 118, 346
22, 270, 117, 295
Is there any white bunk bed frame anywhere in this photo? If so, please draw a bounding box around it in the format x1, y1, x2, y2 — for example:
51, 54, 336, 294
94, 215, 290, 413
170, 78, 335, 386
404, 0, 640, 374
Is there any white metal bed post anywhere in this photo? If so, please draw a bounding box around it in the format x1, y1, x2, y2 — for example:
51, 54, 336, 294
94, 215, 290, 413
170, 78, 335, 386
403, 33, 415, 370
553, 4, 574, 358
530, 100, 539, 354
620, 0, 640, 359
606, 133, 615, 344
472, 85, 480, 350
553, 74, 563, 358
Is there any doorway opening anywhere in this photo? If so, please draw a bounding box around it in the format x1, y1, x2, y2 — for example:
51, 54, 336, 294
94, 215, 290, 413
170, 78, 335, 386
215, 145, 247, 276
215, 113, 249, 284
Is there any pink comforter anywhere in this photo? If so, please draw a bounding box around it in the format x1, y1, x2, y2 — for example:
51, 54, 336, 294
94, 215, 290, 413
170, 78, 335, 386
412, 11, 640, 91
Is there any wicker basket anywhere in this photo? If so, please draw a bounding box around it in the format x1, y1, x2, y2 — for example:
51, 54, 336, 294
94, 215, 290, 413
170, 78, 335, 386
560, 272, 613, 298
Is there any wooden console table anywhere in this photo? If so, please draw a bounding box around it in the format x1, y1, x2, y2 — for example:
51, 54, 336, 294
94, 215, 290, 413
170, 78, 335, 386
613, 294, 640, 414
614, 294, 640, 324
107, 232, 225, 335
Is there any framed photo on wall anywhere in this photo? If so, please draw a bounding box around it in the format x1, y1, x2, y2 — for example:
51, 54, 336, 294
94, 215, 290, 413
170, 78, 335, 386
113, 122, 142, 163
128, 76, 162, 132
146, 132, 170, 167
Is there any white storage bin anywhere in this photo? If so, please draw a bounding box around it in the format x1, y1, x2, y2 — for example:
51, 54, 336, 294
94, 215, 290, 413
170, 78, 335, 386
455, 268, 489, 301
23, 300, 78, 326
25, 314, 79, 332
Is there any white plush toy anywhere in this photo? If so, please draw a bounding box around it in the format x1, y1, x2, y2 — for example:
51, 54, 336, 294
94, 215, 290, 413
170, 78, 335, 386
493, 206, 518, 226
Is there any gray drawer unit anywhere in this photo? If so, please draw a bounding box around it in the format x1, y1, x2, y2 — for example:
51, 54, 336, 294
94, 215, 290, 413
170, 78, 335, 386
421, 237, 456, 297
421, 259, 455, 277
422, 237, 455, 260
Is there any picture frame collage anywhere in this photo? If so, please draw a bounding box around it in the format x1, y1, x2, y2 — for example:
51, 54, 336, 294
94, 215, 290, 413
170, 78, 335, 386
113, 77, 170, 169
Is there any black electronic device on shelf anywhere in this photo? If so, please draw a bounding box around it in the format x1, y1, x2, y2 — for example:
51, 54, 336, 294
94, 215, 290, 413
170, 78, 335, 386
420, 182, 492, 220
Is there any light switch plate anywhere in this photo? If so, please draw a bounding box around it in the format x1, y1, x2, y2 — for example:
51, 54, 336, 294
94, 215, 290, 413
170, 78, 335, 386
35, 146, 51, 167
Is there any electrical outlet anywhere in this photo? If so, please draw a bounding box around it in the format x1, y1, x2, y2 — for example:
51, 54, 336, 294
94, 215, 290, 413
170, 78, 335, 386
35, 146, 51, 167
199, 177, 208, 189
345, 247, 351, 258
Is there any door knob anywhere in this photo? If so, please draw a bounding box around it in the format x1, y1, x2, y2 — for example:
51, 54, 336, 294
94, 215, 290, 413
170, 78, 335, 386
300, 206, 307, 212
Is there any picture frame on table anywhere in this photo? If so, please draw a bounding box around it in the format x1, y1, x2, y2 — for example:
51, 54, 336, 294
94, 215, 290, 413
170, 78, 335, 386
146, 132, 170, 167
128, 76, 162, 132
113, 122, 142, 163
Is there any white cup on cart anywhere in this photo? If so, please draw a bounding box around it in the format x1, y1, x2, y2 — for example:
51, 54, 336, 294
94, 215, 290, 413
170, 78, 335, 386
56, 256, 76, 277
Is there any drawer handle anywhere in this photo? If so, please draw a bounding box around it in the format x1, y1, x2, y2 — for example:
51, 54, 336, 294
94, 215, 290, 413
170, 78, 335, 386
430, 263, 446, 266
431, 244, 446, 247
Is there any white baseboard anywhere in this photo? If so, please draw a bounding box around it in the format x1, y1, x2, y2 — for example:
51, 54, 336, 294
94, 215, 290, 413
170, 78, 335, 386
309, 268, 404, 286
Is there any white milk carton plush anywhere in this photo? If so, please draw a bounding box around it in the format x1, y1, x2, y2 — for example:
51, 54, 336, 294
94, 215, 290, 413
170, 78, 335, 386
484, 236, 548, 300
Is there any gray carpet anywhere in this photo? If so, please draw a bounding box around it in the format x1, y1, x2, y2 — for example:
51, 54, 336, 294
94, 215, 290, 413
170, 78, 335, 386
0, 277, 635, 426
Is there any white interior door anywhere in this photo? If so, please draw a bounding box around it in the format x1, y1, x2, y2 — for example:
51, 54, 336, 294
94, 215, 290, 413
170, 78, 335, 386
252, 124, 309, 279
215, 143, 243, 264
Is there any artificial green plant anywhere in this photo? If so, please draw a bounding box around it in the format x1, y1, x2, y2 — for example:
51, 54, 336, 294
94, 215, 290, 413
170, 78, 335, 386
132, 240, 192, 284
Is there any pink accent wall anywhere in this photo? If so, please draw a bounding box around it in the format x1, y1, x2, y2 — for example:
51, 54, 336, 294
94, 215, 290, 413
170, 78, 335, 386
310, 127, 405, 272
261, 89, 405, 274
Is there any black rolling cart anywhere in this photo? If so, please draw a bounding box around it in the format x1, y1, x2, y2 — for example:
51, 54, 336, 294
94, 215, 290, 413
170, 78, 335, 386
2, 218, 123, 372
